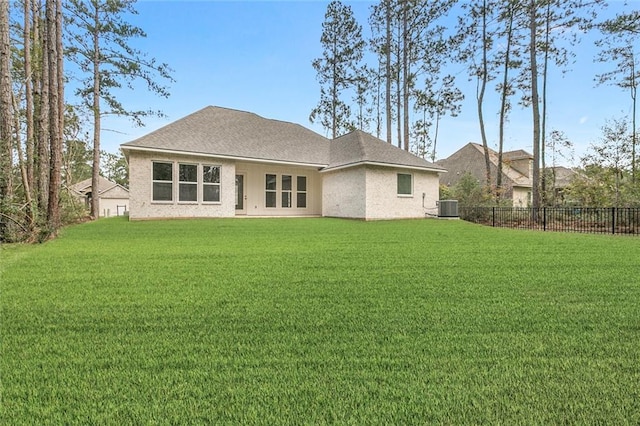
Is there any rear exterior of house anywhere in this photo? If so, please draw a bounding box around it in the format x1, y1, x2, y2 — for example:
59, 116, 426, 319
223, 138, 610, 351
321, 131, 442, 220
127, 151, 323, 219
121, 106, 445, 220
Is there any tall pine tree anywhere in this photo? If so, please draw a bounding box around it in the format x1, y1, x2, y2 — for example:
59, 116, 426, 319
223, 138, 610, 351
310, 0, 365, 139
65, 0, 173, 219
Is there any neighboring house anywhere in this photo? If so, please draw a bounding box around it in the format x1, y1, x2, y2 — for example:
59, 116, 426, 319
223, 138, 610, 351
437, 143, 533, 206
70, 176, 130, 217
547, 166, 581, 204
120, 106, 445, 220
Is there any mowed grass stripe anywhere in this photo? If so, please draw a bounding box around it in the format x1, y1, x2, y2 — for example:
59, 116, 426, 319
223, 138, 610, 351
1, 217, 639, 424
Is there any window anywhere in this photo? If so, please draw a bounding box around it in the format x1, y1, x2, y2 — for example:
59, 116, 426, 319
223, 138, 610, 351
152, 162, 173, 201
397, 173, 412, 196
203, 165, 221, 202
297, 176, 307, 208
179, 164, 198, 202
282, 175, 292, 208
265, 174, 277, 208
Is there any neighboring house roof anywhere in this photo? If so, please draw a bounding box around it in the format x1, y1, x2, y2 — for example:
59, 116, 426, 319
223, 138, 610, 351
326, 130, 445, 173
549, 166, 580, 188
437, 143, 532, 188
70, 176, 129, 198
121, 106, 331, 168
503, 149, 532, 161
120, 106, 444, 173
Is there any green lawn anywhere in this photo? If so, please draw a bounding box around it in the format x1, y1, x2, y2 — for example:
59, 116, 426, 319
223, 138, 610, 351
1, 217, 639, 424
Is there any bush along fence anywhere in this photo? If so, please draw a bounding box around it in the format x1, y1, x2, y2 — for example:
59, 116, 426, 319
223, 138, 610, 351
459, 207, 640, 236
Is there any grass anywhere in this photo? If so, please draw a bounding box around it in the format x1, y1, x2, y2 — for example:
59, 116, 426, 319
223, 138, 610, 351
1, 217, 639, 424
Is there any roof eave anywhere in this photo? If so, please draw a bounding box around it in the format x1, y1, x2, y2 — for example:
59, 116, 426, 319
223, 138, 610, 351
121, 145, 328, 169
321, 160, 446, 174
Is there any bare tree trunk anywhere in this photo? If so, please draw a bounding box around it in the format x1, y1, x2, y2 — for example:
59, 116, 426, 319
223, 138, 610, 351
540, 1, 552, 205
13, 92, 35, 226
497, 4, 515, 196
24, 0, 35, 194
37, 0, 50, 216
477, 0, 492, 188
631, 54, 637, 183
385, 0, 392, 144
0, 0, 13, 207
91, 3, 101, 219
529, 0, 541, 210
402, 0, 410, 151
46, 0, 63, 232
395, 24, 402, 149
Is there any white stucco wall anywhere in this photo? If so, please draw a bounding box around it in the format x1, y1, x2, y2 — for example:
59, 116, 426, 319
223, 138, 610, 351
322, 165, 440, 220
364, 166, 440, 220
128, 151, 236, 220
322, 166, 367, 219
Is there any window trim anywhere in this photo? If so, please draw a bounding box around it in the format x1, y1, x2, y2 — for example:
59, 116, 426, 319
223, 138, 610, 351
178, 163, 199, 203
296, 175, 307, 209
265, 173, 277, 208
151, 161, 174, 203
202, 164, 222, 204
281, 175, 292, 208
397, 172, 413, 197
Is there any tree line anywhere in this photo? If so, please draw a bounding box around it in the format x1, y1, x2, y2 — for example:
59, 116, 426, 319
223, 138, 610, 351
0, 0, 171, 242
311, 0, 639, 208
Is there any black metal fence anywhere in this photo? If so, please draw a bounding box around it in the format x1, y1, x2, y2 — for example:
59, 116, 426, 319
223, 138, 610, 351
459, 207, 640, 236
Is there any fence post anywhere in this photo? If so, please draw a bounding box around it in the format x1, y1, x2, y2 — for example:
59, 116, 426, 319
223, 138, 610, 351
543, 207, 547, 231
492, 207, 496, 227
612, 207, 616, 235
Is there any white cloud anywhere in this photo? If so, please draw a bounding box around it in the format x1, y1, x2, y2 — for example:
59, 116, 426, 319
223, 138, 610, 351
579, 116, 589, 125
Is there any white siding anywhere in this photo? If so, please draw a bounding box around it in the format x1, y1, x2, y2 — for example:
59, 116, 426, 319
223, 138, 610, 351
99, 198, 129, 217
99, 185, 129, 217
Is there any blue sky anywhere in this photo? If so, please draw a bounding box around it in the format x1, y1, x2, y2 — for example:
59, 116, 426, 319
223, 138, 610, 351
93, 0, 638, 166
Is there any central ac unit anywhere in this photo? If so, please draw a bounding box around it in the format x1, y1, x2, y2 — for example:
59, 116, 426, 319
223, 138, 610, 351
438, 199, 459, 218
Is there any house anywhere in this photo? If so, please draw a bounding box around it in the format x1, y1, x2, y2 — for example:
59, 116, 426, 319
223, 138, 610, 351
437, 143, 533, 206
70, 176, 130, 217
120, 106, 445, 220
547, 166, 581, 204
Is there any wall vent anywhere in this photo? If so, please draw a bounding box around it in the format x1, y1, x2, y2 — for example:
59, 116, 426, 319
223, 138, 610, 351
438, 200, 459, 218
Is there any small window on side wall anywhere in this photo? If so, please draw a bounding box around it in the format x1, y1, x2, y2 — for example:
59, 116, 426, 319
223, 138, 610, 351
397, 173, 412, 196
152, 162, 173, 201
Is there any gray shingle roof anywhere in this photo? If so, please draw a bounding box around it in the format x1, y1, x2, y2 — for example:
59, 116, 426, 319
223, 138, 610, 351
121, 106, 445, 173
437, 143, 532, 187
69, 176, 120, 195
121, 106, 331, 167
326, 130, 445, 172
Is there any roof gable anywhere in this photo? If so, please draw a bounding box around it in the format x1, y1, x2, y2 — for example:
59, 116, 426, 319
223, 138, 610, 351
121, 106, 331, 167
326, 130, 444, 172
437, 142, 533, 187
70, 176, 123, 195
